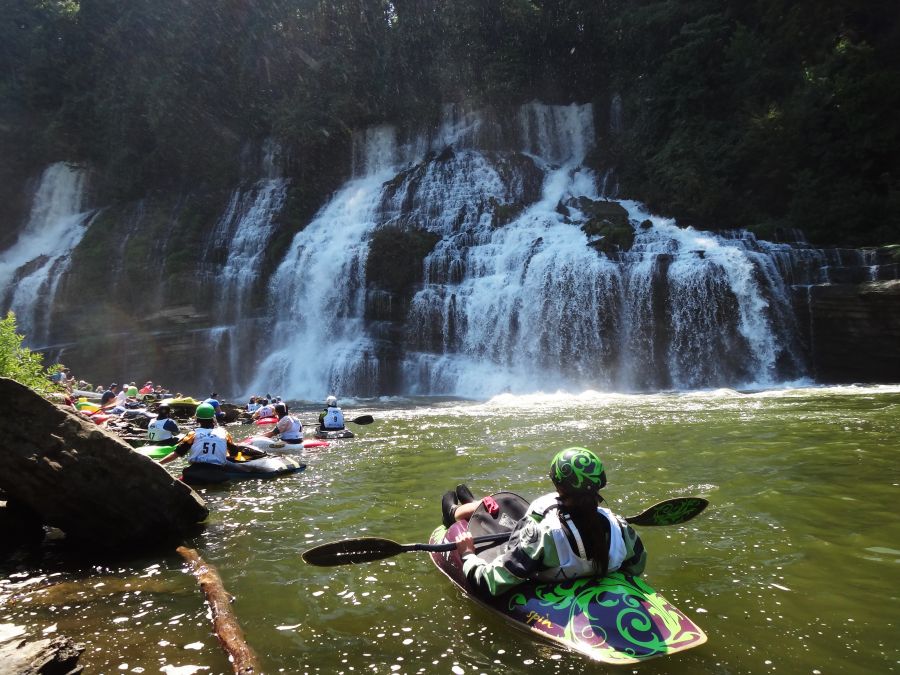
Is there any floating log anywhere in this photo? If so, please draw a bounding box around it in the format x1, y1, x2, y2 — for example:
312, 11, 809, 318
177, 546, 260, 675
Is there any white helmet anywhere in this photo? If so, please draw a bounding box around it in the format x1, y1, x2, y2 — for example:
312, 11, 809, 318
325, 395, 338, 407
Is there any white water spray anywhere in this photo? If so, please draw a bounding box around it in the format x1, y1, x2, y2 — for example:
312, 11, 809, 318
0, 163, 93, 344
247, 103, 845, 397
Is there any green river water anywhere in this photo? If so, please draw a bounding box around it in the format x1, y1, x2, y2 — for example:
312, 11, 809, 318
2, 386, 899, 674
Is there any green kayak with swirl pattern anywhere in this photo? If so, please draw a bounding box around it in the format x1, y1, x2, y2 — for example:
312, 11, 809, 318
429, 495, 706, 664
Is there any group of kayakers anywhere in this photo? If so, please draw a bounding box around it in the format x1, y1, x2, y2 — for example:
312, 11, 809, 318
157, 393, 350, 465
70, 373, 631, 600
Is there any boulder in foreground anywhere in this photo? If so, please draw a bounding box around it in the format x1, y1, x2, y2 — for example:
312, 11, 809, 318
0, 377, 208, 551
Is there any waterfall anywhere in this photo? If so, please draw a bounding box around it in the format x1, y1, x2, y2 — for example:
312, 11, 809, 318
247, 127, 403, 399
250, 103, 839, 398
203, 140, 288, 394
0, 163, 93, 345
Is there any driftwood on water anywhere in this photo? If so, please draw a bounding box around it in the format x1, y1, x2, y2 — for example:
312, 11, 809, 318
177, 546, 261, 675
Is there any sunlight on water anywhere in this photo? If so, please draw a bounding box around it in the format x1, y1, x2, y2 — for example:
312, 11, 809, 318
1, 387, 898, 674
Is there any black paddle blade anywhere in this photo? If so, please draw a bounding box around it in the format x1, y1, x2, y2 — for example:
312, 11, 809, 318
625, 497, 709, 526
301, 537, 404, 566
350, 414, 374, 425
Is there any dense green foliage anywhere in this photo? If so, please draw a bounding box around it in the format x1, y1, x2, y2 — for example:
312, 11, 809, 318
0, 311, 58, 394
1, 0, 898, 244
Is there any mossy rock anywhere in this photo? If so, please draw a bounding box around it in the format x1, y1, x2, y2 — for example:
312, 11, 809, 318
489, 197, 526, 227
880, 244, 900, 262
366, 225, 440, 297
568, 198, 634, 252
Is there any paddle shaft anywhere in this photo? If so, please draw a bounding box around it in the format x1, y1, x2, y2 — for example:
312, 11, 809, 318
402, 532, 509, 553
309, 414, 373, 427
301, 496, 708, 566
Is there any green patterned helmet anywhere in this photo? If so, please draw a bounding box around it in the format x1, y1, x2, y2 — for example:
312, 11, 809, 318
195, 403, 216, 419
549, 447, 606, 494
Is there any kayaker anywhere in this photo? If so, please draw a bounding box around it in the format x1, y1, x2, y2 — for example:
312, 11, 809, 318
318, 395, 345, 430
147, 404, 180, 444
252, 398, 275, 420
262, 403, 303, 445
159, 403, 262, 466
125, 384, 140, 403
100, 383, 118, 407
203, 392, 226, 422
450, 447, 647, 596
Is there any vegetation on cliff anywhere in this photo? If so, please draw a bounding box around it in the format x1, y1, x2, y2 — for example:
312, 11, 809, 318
2, 0, 898, 245
0, 312, 58, 394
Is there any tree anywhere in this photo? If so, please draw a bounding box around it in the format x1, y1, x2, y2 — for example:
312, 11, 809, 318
0, 312, 59, 396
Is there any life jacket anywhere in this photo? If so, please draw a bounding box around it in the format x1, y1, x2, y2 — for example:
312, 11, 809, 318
322, 406, 345, 430
526, 493, 627, 583
278, 415, 302, 440
147, 418, 175, 442
187, 427, 229, 465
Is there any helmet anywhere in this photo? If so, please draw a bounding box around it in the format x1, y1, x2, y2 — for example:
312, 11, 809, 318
195, 403, 216, 419
126, 386, 138, 397
325, 395, 337, 407
158, 404, 171, 413
274, 403, 287, 416
549, 447, 606, 494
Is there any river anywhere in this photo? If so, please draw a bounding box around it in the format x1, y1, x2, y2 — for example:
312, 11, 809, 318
2, 386, 898, 674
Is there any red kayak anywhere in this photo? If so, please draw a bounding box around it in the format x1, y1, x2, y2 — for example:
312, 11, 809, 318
254, 416, 278, 425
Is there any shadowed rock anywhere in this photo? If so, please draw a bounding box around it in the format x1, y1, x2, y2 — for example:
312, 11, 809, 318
0, 377, 208, 551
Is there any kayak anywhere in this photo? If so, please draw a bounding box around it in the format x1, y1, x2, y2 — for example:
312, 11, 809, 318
181, 455, 306, 485
429, 492, 707, 665
241, 435, 329, 451
254, 416, 278, 426
75, 400, 100, 412
137, 444, 176, 460
314, 427, 354, 440
160, 396, 201, 407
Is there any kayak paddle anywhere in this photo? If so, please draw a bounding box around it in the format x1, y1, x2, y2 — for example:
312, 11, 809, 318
623, 496, 708, 526
301, 496, 708, 567
301, 532, 510, 566
309, 414, 373, 427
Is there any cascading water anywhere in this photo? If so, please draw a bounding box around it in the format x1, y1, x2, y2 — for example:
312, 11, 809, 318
252, 103, 846, 399
7, 110, 890, 397
247, 127, 406, 399
0, 163, 94, 345
203, 141, 288, 393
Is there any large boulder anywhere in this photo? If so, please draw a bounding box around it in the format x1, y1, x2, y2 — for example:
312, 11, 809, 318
0, 378, 208, 551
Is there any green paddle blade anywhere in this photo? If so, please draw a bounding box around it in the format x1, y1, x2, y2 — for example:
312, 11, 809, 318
302, 537, 405, 566
625, 497, 709, 526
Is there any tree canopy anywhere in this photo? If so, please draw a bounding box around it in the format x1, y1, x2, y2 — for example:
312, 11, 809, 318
1, 0, 898, 245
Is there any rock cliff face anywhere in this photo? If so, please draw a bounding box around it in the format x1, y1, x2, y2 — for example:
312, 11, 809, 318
0, 378, 208, 551
797, 280, 900, 383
